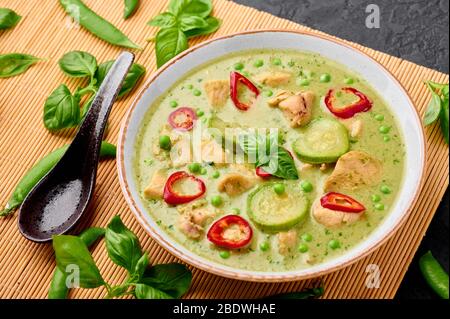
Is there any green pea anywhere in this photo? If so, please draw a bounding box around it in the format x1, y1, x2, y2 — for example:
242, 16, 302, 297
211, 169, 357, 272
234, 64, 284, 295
196, 109, 204, 117
212, 171, 220, 179
374, 203, 385, 211
264, 90, 273, 97
232, 207, 241, 215
193, 89, 201, 96
219, 251, 230, 259
273, 183, 285, 195
383, 136, 391, 142
297, 78, 310, 86
169, 100, 178, 108
379, 125, 390, 134
320, 73, 331, 83
254, 59, 264, 67
371, 194, 381, 203
272, 58, 282, 65
211, 195, 223, 207
260, 241, 270, 252
186, 84, 193, 89
328, 239, 341, 250
301, 233, 313, 242
300, 181, 313, 193
298, 244, 309, 253
234, 62, 244, 70
344, 77, 354, 84
159, 135, 171, 150
188, 163, 201, 173
380, 185, 391, 194
375, 114, 384, 121
200, 167, 207, 175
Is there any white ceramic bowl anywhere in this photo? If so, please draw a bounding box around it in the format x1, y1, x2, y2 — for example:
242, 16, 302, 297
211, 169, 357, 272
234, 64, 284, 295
117, 30, 426, 282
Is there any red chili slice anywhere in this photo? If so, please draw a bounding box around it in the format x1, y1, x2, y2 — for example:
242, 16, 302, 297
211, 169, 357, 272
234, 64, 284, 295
255, 166, 272, 178
320, 192, 366, 213
230, 71, 260, 111
207, 215, 253, 249
168, 107, 197, 131
324, 87, 372, 119
163, 171, 206, 205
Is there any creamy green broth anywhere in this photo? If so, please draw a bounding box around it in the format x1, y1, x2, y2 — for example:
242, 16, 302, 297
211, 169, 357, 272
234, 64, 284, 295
133, 49, 405, 272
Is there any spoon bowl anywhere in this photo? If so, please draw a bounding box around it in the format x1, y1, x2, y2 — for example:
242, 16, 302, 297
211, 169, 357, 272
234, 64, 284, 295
18, 52, 135, 242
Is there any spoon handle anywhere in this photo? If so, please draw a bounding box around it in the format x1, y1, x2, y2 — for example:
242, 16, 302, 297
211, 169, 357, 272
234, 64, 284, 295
77, 52, 135, 154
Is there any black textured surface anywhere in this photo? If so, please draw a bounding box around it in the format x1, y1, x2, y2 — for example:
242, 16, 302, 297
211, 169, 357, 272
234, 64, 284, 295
233, 0, 449, 299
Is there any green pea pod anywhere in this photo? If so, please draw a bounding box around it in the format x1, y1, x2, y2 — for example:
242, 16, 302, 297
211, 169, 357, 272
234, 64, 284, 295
124, 0, 139, 19
419, 251, 449, 299
59, 0, 141, 49
48, 227, 105, 299
0, 141, 116, 217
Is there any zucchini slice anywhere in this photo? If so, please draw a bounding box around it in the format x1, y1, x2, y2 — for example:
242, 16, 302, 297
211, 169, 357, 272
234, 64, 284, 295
292, 118, 349, 164
247, 183, 309, 231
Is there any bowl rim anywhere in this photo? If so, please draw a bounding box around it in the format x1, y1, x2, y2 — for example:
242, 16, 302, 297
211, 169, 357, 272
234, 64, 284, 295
117, 29, 427, 282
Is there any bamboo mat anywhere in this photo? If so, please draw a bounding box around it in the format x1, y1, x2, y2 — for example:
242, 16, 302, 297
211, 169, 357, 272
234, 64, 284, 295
0, 0, 448, 299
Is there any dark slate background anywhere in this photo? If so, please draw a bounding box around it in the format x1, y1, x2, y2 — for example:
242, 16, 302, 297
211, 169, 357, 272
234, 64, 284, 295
232, 0, 449, 299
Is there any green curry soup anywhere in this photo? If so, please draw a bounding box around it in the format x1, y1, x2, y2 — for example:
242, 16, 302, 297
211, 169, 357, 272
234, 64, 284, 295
133, 49, 405, 272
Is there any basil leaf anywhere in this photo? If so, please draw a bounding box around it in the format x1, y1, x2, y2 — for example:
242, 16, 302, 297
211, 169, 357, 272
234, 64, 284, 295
95, 61, 145, 97
155, 27, 188, 68
0, 53, 40, 78
169, 0, 212, 18
0, 8, 21, 30
43, 84, 81, 131
423, 90, 442, 125
134, 284, 174, 299
179, 15, 208, 32
140, 263, 192, 298
58, 51, 97, 78
184, 16, 220, 38
134, 252, 149, 280
440, 96, 449, 144
52, 235, 104, 288
148, 12, 177, 28
260, 147, 299, 180
105, 215, 142, 273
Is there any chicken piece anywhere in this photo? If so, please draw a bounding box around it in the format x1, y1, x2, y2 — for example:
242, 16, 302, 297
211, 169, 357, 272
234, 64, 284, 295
268, 90, 291, 107
177, 199, 214, 239
269, 90, 315, 127
217, 172, 256, 196
170, 138, 192, 168
342, 119, 363, 138
312, 199, 364, 228
200, 138, 227, 165
324, 151, 382, 192
143, 169, 167, 199
350, 120, 363, 138
277, 230, 298, 255
204, 80, 229, 108
255, 71, 292, 87
320, 163, 328, 172
301, 163, 314, 171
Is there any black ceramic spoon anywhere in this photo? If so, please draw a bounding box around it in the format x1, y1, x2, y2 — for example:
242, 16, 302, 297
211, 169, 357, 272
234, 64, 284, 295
18, 52, 135, 242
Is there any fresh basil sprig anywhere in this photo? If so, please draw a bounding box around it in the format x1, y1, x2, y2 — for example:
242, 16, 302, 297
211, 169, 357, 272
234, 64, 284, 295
423, 81, 449, 144
0, 8, 21, 30
43, 50, 146, 131
50, 215, 192, 299
0, 53, 40, 78
43, 84, 81, 131
58, 51, 98, 79
238, 131, 298, 180
148, 0, 221, 68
